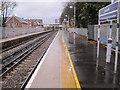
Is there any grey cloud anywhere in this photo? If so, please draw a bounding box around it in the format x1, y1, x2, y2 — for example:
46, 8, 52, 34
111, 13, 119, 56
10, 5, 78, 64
13, 2, 64, 24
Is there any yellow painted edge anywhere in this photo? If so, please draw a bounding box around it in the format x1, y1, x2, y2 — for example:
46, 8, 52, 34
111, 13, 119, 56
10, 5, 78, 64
62, 36, 81, 90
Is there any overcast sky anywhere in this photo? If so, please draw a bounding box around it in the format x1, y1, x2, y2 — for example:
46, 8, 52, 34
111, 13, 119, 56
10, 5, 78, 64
13, 0, 111, 24
13, 0, 67, 24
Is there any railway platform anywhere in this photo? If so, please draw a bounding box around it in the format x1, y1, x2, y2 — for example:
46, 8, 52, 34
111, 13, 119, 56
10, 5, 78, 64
25, 31, 81, 88
63, 31, 120, 89
25, 30, 120, 89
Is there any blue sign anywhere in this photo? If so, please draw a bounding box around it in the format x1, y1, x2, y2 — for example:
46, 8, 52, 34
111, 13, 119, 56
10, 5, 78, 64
100, 11, 117, 22
99, 2, 118, 22
70, 19, 74, 22
100, 2, 118, 15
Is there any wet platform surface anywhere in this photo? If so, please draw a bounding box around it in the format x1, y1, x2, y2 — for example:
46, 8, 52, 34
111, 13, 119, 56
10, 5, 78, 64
63, 31, 120, 89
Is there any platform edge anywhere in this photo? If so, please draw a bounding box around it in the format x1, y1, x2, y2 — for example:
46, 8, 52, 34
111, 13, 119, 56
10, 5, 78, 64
62, 36, 81, 89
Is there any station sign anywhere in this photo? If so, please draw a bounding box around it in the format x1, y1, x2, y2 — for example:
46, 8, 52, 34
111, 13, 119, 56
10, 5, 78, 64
99, 2, 119, 22
70, 19, 74, 22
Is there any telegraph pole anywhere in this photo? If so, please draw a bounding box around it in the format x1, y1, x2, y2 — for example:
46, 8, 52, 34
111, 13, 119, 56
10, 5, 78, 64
74, 4, 76, 28
0, 6, 2, 27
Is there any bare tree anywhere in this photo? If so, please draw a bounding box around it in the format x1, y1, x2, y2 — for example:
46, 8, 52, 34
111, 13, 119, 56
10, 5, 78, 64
1, 0, 17, 27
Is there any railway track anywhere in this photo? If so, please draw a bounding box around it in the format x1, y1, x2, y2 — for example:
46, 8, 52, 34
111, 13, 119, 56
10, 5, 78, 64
1, 34, 49, 77
1, 39, 30, 53
1, 31, 57, 88
0, 34, 50, 77
0, 31, 53, 63
1, 31, 52, 54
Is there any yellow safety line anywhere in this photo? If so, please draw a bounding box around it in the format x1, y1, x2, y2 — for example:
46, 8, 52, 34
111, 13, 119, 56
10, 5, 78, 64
62, 36, 81, 90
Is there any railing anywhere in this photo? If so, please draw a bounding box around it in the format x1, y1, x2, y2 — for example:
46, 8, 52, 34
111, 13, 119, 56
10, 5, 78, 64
88, 24, 120, 50
68, 28, 88, 37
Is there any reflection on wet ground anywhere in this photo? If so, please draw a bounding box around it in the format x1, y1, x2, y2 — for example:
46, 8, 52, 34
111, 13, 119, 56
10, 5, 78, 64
63, 31, 120, 89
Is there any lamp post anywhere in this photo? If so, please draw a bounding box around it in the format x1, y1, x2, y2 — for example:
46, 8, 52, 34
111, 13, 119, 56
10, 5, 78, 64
70, 3, 76, 28
63, 19, 67, 30
0, 6, 3, 27
65, 15, 69, 27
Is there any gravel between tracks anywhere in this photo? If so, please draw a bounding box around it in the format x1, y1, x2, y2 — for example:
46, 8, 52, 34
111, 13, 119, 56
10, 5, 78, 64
2, 31, 58, 88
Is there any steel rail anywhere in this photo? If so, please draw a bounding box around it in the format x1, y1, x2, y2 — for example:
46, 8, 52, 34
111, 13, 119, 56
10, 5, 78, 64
1, 32, 52, 62
0, 32, 54, 77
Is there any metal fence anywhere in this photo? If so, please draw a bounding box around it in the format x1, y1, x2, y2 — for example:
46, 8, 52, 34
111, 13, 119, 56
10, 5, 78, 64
88, 24, 120, 50
0, 27, 44, 39
68, 28, 88, 37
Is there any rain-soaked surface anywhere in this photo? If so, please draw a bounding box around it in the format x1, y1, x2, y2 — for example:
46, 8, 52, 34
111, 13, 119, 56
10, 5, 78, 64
63, 31, 120, 89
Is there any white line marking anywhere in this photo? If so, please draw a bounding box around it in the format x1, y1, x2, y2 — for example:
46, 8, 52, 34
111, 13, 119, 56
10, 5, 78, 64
99, 10, 118, 17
